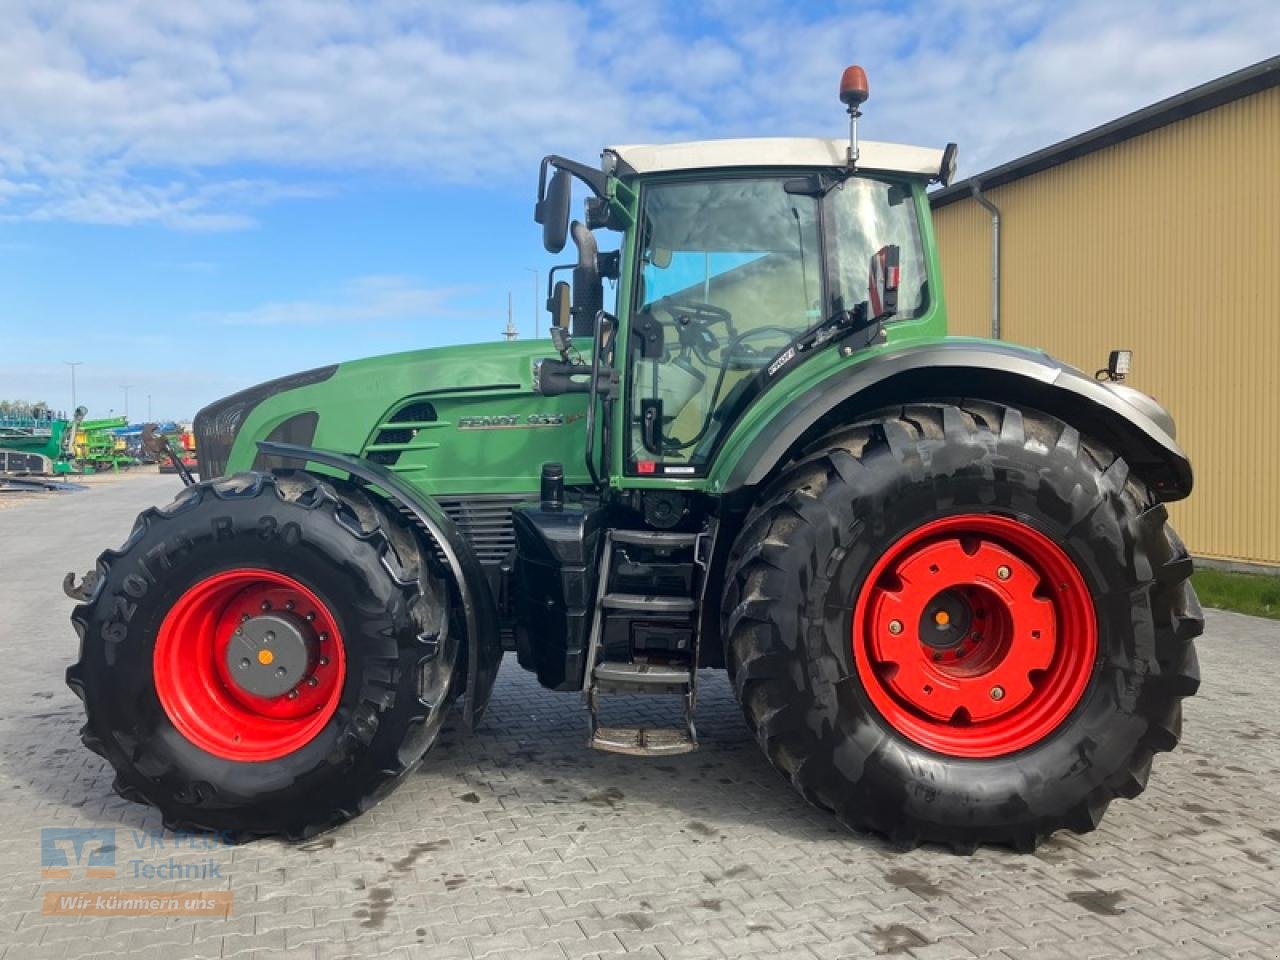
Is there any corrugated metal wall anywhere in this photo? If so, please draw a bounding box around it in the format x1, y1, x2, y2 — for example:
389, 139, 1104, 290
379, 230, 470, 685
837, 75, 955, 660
933, 84, 1280, 567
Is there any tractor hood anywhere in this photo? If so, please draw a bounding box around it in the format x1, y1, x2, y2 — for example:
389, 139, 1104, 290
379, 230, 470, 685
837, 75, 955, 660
194, 339, 591, 496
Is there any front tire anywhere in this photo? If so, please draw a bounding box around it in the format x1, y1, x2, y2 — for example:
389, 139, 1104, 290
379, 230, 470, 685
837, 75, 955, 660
66, 471, 460, 841
722, 402, 1202, 851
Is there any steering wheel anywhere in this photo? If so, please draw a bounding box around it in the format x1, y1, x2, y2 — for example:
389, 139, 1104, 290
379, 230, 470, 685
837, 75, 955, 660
652, 298, 798, 370
653, 297, 736, 363
723, 325, 798, 369
656, 297, 733, 329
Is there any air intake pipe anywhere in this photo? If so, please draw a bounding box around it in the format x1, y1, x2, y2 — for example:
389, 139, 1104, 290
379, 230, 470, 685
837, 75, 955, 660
570, 220, 602, 338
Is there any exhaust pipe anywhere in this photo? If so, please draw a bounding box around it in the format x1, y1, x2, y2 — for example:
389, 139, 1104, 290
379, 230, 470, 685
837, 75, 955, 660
570, 220, 602, 338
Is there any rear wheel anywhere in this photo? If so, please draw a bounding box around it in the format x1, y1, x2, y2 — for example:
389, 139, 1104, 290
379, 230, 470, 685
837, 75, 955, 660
723, 401, 1202, 851
66, 471, 460, 841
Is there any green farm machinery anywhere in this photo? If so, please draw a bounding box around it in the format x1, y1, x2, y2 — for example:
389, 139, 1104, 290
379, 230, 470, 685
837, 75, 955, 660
76, 416, 133, 472
65, 66, 1201, 851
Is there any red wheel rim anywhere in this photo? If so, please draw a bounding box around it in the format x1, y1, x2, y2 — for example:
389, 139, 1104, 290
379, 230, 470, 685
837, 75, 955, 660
852, 514, 1096, 758
153, 569, 346, 762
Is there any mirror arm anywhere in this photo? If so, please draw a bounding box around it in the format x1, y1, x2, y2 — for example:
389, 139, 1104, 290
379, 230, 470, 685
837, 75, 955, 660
538, 155, 610, 201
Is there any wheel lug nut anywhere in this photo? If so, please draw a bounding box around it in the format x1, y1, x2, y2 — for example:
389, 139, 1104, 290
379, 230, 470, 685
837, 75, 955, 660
996, 566, 1011, 581
307, 677, 319, 687
306, 612, 316, 622
888, 620, 903, 635
275, 667, 287, 678
264, 631, 275, 643
238, 658, 250, 670
285, 600, 295, 611
241, 613, 250, 622
261, 600, 272, 611
319, 656, 330, 666
287, 690, 299, 700
319, 633, 329, 642
990, 686, 1005, 701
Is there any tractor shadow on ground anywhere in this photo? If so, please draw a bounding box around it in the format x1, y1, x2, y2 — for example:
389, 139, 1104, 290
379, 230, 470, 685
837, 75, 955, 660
416, 662, 907, 855
0, 690, 170, 837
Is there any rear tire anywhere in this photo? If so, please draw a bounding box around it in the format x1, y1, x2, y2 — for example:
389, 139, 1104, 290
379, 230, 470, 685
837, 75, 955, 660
66, 471, 460, 841
722, 401, 1202, 852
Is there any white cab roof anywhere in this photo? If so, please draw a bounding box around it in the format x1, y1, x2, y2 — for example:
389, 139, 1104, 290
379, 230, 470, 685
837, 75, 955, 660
605, 138, 944, 178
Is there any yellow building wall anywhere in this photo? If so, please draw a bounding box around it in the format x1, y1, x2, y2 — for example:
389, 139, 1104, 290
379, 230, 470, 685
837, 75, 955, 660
933, 84, 1280, 566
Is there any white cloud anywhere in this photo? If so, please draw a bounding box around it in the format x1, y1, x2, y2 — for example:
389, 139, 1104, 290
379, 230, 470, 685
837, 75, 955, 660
210, 274, 481, 326
0, 0, 1275, 228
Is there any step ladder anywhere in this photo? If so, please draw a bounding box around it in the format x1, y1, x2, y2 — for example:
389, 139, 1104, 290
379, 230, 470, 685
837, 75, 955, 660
582, 527, 713, 756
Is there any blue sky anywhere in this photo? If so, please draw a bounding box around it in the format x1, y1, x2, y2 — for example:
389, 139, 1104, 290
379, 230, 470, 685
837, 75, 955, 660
2, 0, 1276, 420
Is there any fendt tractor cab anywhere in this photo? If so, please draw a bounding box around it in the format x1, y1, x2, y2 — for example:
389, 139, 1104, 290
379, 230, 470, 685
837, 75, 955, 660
65, 67, 1202, 852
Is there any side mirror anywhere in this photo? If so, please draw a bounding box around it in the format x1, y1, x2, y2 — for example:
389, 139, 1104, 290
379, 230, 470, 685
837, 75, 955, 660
868, 244, 900, 322
537, 168, 572, 254
549, 280, 571, 329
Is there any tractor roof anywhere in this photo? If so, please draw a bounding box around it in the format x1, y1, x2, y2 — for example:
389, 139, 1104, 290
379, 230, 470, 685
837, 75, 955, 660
605, 137, 944, 179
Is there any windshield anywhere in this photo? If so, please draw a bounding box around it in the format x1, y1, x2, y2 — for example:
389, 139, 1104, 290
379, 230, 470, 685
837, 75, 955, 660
627, 174, 925, 475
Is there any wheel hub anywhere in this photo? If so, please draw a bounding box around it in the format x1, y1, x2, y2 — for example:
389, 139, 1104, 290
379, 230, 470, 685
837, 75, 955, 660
852, 514, 1097, 758
917, 589, 972, 650
224, 611, 315, 700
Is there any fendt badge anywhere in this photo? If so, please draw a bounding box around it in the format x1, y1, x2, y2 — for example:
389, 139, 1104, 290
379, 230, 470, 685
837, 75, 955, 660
457, 413, 566, 430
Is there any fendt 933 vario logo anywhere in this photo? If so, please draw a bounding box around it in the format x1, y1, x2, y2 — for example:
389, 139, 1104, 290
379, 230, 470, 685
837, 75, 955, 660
457, 413, 566, 430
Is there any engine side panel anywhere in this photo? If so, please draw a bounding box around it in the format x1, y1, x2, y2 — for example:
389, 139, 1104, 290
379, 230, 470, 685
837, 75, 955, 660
218, 339, 591, 497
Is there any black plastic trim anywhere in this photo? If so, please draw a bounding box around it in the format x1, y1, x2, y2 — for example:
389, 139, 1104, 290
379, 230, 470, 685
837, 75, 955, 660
193, 364, 337, 480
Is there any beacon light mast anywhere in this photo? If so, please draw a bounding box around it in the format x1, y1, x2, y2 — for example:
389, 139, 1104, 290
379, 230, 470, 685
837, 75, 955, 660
840, 64, 869, 167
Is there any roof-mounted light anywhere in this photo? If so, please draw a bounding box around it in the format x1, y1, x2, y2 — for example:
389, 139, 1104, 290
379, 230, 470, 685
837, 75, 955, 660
839, 65, 869, 108
839, 65, 869, 168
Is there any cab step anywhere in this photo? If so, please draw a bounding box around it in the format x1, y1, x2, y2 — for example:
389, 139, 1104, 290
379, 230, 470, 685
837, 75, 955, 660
594, 661, 691, 692
610, 530, 701, 547
590, 725, 696, 757
602, 593, 696, 614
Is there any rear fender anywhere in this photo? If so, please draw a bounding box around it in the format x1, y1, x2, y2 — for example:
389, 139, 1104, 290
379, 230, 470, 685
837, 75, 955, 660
257, 441, 502, 730
721, 341, 1193, 501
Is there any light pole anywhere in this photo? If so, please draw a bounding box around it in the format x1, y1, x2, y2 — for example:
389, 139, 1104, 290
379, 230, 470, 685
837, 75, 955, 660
147, 394, 153, 422
503, 291, 518, 341
64, 361, 83, 414
122, 385, 132, 421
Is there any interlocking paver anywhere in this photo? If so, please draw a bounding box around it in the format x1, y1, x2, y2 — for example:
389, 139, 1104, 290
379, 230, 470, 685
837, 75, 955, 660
2, 472, 1278, 960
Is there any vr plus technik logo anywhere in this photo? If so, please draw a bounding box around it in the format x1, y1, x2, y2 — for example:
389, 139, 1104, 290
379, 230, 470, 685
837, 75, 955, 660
39, 827, 236, 917
41, 828, 117, 880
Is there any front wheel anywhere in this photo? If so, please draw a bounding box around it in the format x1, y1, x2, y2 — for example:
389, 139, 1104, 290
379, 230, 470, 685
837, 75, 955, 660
66, 471, 460, 841
722, 401, 1202, 852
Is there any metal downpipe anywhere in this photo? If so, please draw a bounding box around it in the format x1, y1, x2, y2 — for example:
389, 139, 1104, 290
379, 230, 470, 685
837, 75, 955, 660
969, 180, 1001, 340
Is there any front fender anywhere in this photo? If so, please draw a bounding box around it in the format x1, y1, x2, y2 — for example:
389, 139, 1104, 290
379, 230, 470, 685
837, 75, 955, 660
257, 441, 502, 730
719, 341, 1193, 501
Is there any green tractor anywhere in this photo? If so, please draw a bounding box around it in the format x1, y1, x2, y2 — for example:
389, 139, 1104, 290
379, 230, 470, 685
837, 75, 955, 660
65, 68, 1201, 851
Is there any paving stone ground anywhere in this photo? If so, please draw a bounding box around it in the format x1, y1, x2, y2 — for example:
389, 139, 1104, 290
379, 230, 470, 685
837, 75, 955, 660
1, 472, 1277, 960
